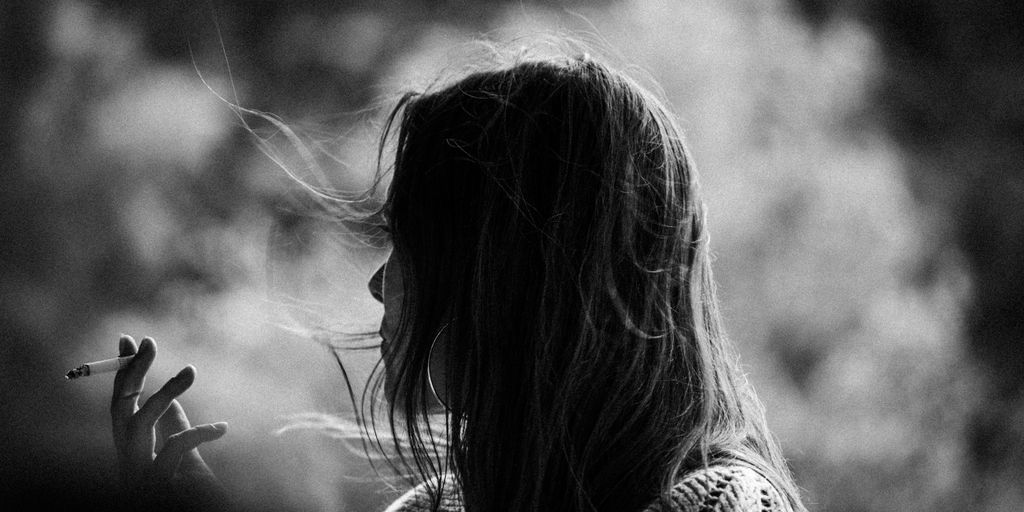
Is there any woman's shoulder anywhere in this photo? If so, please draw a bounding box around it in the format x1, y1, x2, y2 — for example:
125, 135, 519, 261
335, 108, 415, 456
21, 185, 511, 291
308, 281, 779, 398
645, 464, 788, 512
382, 464, 786, 512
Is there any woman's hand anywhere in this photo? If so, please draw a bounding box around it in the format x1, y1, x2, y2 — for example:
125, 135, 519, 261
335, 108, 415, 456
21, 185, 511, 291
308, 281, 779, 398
110, 334, 230, 510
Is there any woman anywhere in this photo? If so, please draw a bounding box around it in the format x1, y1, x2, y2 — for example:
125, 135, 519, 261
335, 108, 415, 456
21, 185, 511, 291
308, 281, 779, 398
111, 53, 806, 512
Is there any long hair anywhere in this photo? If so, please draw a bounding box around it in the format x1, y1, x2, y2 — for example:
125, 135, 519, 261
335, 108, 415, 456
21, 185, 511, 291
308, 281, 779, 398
352, 52, 806, 512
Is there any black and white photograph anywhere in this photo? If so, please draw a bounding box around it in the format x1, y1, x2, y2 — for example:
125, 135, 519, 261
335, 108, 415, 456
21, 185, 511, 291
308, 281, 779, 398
2, 1, 1022, 511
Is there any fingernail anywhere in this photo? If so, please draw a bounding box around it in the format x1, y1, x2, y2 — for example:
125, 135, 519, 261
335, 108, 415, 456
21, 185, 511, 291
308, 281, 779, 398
213, 422, 228, 433
118, 335, 130, 352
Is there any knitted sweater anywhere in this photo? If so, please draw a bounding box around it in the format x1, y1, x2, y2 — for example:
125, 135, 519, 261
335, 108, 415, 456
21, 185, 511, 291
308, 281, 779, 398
383, 465, 787, 512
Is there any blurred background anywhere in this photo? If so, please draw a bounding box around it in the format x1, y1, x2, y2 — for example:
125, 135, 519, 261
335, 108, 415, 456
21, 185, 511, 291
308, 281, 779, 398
2, 0, 1022, 510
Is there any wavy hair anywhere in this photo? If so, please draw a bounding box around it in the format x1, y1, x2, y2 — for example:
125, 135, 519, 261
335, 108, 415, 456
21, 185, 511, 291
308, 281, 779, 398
329, 51, 809, 512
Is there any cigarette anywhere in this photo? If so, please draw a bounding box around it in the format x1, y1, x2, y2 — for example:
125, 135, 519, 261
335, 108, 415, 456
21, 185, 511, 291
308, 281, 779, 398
65, 355, 134, 380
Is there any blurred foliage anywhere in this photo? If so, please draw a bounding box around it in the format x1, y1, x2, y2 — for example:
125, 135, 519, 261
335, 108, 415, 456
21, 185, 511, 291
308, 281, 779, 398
793, 0, 1024, 508
0, 0, 1021, 511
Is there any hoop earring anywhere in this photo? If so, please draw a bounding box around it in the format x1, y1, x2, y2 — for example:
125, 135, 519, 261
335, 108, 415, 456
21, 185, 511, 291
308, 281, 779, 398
427, 322, 450, 412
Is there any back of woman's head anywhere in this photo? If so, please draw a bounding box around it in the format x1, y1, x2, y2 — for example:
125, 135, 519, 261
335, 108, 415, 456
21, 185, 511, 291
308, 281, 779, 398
375, 52, 801, 512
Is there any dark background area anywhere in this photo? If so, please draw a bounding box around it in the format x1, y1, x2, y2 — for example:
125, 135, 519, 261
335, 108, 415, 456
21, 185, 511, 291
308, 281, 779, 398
2, 0, 1022, 510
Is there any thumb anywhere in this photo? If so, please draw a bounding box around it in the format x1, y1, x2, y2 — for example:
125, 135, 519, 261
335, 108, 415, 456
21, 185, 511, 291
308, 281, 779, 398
153, 422, 227, 479
156, 400, 207, 469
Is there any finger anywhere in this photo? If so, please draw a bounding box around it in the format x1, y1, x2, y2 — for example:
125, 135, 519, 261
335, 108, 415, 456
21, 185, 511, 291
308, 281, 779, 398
111, 334, 139, 455
137, 366, 195, 429
111, 334, 138, 402
153, 422, 228, 479
111, 337, 156, 425
124, 336, 157, 393
131, 366, 195, 464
